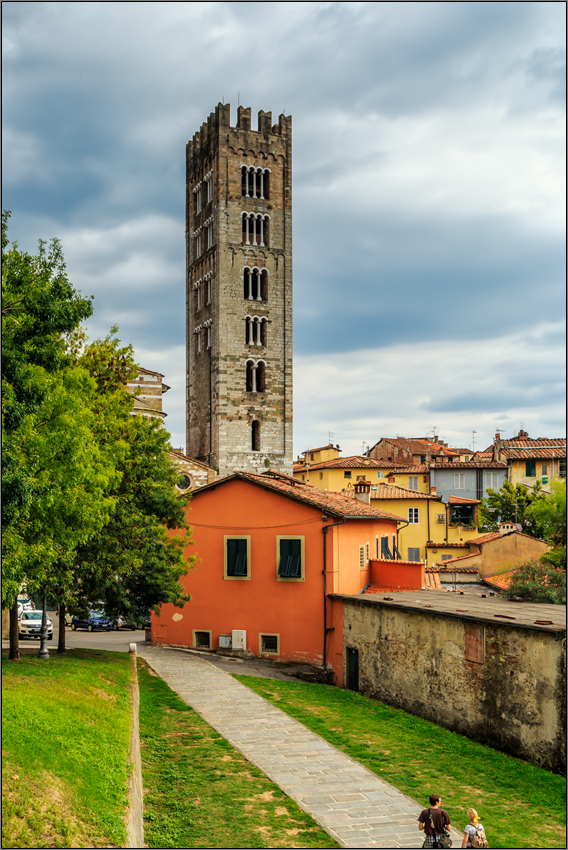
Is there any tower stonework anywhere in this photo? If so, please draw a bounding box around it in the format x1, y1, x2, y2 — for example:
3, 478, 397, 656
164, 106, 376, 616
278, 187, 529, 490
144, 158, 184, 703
186, 104, 293, 477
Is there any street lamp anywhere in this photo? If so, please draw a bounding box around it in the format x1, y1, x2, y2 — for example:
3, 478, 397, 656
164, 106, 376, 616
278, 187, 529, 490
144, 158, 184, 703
38, 588, 49, 659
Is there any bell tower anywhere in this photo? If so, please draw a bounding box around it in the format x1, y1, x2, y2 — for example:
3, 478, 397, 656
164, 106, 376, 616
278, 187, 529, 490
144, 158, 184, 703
186, 104, 293, 477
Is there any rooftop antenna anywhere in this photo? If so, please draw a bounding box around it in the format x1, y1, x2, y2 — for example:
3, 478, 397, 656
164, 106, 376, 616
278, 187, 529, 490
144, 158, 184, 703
237, 91, 240, 108
328, 431, 334, 445
472, 430, 476, 452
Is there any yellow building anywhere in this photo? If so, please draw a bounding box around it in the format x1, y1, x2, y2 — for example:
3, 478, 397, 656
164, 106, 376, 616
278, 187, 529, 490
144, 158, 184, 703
382, 465, 430, 493
492, 431, 566, 492
368, 485, 481, 566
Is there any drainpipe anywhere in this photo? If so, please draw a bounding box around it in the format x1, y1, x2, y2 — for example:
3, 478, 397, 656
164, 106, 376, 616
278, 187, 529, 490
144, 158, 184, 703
396, 519, 410, 559
322, 517, 345, 669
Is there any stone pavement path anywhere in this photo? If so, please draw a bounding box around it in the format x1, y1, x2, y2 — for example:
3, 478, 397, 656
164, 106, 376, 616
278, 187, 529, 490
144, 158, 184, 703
138, 646, 462, 849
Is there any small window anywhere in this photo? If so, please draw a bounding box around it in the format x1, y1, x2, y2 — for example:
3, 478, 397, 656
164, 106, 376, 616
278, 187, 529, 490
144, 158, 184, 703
437, 513, 445, 525
344, 471, 352, 479
441, 554, 453, 562
366, 542, 370, 561
525, 460, 536, 477
454, 473, 465, 489
193, 630, 211, 649
408, 548, 421, 562
541, 464, 548, 476
559, 460, 566, 477
225, 537, 250, 579
277, 537, 303, 579
319, 472, 323, 479
177, 474, 192, 492
376, 536, 379, 558
251, 420, 260, 452
259, 633, 279, 654
484, 472, 500, 490
377, 471, 384, 479
408, 476, 418, 491
408, 507, 420, 524
359, 545, 365, 569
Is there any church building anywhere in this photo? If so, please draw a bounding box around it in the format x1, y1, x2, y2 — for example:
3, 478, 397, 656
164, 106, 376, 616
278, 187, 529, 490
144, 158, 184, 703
186, 103, 293, 476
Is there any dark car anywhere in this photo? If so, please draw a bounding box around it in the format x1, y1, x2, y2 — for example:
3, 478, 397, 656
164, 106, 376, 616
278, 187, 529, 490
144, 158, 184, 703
71, 611, 113, 632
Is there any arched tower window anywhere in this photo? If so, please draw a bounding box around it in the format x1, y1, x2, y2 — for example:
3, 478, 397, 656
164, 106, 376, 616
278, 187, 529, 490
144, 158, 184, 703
251, 421, 260, 451
243, 267, 268, 301
242, 213, 269, 246
245, 359, 266, 393
241, 166, 271, 199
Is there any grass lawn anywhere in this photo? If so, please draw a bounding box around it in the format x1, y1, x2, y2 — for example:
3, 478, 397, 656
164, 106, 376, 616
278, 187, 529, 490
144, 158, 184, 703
235, 675, 567, 850
137, 659, 340, 849
2, 648, 133, 849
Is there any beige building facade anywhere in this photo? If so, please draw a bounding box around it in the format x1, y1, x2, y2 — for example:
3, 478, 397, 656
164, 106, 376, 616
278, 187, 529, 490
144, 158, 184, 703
186, 104, 293, 477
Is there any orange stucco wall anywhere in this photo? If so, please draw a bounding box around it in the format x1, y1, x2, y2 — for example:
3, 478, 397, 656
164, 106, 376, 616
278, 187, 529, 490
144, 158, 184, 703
154, 478, 398, 667
474, 534, 550, 577
369, 559, 424, 588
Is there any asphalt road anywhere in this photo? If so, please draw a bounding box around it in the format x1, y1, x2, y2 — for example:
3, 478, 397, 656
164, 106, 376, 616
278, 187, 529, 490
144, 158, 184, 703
2, 611, 148, 654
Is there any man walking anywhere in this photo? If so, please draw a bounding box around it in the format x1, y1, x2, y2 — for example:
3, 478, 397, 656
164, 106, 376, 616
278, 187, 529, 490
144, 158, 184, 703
418, 794, 451, 848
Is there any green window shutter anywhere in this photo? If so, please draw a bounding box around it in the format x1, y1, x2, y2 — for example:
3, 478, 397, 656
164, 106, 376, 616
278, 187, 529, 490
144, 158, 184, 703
279, 539, 302, 577
227, 539, 247, 576
526, 460, 536, 477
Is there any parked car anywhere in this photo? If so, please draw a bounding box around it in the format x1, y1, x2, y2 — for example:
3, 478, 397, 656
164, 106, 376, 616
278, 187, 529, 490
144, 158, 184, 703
71, 611, 113, 632
18, 610, 53, 640
113, 615, 137, 631
17, 597, 35, 616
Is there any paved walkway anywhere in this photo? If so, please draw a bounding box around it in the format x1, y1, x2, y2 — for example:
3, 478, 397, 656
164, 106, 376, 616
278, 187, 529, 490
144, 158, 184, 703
138, 646, 462, 849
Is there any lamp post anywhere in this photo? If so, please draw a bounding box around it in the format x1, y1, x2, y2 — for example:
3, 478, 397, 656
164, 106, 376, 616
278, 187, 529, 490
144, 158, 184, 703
38, 588, 49, 659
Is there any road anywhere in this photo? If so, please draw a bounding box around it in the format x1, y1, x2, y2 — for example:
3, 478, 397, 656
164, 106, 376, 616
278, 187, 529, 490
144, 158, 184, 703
2, 611, 148, 653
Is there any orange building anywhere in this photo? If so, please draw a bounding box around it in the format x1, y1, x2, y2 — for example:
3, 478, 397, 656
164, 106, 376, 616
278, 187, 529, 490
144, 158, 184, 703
153, 471, 411, 682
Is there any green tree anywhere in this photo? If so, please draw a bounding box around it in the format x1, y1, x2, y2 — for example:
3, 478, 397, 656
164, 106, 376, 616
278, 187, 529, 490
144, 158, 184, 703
2, 213, 108, 657
478, 479, 546, 538
65, 333, 193, 632
525, 480, 566, 548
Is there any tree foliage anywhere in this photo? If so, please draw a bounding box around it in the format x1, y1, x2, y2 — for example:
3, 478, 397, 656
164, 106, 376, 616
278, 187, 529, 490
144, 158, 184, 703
2, 214, 193, 644
478, 479, 546, 539
504, 558, 566, 605
525, 480, 566, 548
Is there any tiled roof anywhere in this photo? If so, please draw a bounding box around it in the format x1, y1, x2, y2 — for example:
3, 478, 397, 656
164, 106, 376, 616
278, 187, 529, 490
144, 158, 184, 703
434, 553, 480, 565
448, 495, 481, 504
424, 572, 442, 590
200, 471, 405, 521
482, 570, 517, 590
501, 437, 565, 448
388, 465, 430, 474
371, 437, 460, 457
467, 531, 501, 545
503, 447, 566, 459
426, 542, 471, 548
298, 456, 397, 471
303, 443, 339, 454
370, 484, 440, 501
431, 461, 507, 469
169, 449, 216, 471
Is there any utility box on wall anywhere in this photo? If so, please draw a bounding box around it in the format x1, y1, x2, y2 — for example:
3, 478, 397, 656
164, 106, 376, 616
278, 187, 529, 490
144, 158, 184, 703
232, 630, 246, 652
218, 634, 232, 649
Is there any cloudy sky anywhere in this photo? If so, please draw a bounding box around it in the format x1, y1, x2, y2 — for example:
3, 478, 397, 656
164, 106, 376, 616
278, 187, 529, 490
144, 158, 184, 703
3, 1, 565, 458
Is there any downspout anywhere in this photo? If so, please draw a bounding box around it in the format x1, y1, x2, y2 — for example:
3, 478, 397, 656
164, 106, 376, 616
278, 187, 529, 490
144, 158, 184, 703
322, 517, 345, 669
396, 519, 410, 559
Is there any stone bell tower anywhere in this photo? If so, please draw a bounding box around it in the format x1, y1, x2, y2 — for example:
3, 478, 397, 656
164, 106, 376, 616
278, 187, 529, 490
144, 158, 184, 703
186, 104, 293, 477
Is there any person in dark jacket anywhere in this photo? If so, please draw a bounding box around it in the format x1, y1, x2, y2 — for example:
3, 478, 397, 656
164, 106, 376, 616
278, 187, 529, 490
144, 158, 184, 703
418, 794, 451, 848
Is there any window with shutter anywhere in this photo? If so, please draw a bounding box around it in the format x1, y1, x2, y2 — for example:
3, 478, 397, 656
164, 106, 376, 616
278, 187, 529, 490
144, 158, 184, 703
381, 537, 393, 559
276, 536, 305, 581
408, 476, 418, 490
408, 548, 421, 562
224, 536, 250, 579
525, 460, 536, 477
408, 507, 420, 523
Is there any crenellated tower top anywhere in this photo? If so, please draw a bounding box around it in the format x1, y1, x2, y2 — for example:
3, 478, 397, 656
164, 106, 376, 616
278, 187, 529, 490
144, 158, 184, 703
187, 103, 291, 160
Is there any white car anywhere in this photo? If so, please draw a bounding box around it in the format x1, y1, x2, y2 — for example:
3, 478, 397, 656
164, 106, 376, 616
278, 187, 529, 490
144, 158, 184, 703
17, 597, 35, 616
18, 610, 53, 641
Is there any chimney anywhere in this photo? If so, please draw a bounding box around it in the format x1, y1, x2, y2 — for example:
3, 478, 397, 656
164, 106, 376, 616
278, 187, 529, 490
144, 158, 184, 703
431, 486, 437, 496
354, 478, 372, 505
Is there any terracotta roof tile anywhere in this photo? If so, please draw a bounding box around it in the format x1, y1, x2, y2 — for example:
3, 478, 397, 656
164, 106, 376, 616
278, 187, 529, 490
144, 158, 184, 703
431, 461, 507, 469
467, 531, 501, 545
370, 484, 440, 501
299, 456, 397, 471
501, 437, 565, 448
448, 495, 481, 504
426, 542, 471, 548
388, 465, 430, 474
222, 471, 406, 520
365, 585, 423, 594
371, 437, 460, 457
502, 446, 566, 459
302, 443, 340, 454
482, 570, 517, 590
435, 553, 480, 566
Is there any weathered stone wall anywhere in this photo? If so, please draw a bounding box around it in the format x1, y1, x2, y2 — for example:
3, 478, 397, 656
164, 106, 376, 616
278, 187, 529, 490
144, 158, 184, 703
342, 600, 566, 773
186, 104, 293, 476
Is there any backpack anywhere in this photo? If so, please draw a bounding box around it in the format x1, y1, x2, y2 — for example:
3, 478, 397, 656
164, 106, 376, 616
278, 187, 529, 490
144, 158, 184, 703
471, 825, 488, 848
